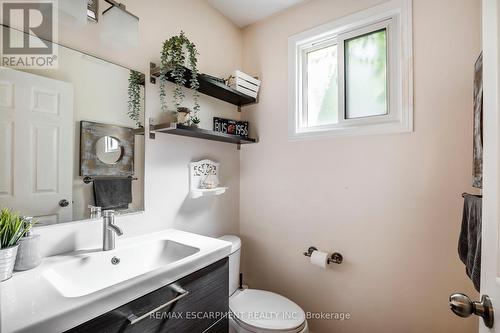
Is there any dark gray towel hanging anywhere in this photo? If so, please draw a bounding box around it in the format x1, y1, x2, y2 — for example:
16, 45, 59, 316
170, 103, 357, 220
458, 193, 482, 292
93, 178, 133, 210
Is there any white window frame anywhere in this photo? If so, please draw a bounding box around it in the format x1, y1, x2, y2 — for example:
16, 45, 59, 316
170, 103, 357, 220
288, 0, 413, 139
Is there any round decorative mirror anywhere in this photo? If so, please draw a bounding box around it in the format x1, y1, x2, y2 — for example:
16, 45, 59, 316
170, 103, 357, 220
96, 136, 123, 164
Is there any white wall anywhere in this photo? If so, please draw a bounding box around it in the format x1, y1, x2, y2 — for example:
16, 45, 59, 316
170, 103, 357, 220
29, 0, 244, 256
239, 0, 481, 332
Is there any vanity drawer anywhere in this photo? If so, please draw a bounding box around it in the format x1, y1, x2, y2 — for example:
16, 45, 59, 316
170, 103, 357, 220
66, 258, 229, 333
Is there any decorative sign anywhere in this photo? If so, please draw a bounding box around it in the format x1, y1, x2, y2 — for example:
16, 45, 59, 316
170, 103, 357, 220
213, 117, 249, 138
189, 159, 220, 190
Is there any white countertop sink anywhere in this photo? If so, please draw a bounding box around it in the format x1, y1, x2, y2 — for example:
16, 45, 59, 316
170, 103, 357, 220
43, 239, 200, 298
1, 229, 232, 333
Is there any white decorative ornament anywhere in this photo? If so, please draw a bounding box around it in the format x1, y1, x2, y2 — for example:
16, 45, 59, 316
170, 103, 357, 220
189, 159, 228, 199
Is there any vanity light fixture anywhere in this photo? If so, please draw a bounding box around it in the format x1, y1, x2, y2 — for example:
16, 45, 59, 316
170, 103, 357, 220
100, 0, 139, 48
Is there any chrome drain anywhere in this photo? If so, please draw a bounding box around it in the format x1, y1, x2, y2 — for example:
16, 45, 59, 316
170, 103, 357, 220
111, 256, 120, 265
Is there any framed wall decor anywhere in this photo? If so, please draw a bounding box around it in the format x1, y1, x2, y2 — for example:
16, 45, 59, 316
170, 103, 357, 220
80, 121, 135, 177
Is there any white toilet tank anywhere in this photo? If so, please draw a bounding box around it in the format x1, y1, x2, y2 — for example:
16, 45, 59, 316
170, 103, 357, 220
219, 235, 241, 296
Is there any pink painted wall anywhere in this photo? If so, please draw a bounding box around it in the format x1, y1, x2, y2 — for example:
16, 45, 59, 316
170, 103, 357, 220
239, 0, 481, 332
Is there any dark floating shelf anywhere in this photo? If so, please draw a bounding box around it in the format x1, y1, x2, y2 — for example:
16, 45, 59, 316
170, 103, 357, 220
150, 122, 257, 149
133, 127, 145, 135
150, 65, 257, 108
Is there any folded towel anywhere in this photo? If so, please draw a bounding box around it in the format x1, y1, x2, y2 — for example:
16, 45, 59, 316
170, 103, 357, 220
458, 194, 482, 292
93, 178, 133, 211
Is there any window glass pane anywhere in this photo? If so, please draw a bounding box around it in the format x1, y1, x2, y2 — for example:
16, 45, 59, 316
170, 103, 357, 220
345, 29, 388, 119
306, 44, 338, 127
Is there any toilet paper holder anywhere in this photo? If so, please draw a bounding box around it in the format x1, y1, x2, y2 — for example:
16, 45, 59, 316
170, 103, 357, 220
303, 247, 343, 265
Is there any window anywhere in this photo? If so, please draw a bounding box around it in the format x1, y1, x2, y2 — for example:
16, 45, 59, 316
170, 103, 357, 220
289, 0, 413, 138
305, 43, 339, 127
344, 29, 388, 119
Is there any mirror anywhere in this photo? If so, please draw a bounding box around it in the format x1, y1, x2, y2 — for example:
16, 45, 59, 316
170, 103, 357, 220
96, 136, 123, 165
0, 25, 145, 226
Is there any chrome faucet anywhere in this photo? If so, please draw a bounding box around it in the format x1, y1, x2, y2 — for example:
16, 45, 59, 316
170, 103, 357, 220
102, 210, 123, 251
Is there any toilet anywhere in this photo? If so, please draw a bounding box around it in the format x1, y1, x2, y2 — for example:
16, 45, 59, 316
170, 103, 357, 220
220, 236, 309, 333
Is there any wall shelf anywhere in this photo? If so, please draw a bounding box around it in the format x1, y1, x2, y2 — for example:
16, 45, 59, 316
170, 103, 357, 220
190, 187, 228, 199
133, 127, 145, 135
149, 122, 257, 149
150, 64, 257, 108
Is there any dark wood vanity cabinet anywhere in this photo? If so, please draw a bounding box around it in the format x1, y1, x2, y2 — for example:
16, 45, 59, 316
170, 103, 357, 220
66, 258, 229, 333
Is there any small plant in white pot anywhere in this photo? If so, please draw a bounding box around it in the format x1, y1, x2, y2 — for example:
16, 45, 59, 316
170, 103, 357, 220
0, 209, 35, 281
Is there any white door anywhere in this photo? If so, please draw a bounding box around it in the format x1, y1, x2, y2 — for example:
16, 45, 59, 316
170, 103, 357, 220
449, 1, 500, 331
451, 0, 500, 331
0, 67, 73, 225
479, 0, 500, 331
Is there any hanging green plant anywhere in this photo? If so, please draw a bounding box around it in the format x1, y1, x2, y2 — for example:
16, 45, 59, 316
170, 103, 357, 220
128, 70, 143, 128
160, 31, 200, 124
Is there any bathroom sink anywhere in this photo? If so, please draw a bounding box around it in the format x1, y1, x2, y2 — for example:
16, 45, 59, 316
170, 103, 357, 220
42, 239, 200, 298
3, 229, 231, 333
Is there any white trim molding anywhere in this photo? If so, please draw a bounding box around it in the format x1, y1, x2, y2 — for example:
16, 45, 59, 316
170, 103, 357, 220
288, 0, 413, 139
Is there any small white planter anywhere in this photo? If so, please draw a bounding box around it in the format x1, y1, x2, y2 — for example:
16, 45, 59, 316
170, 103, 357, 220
14, 234, 41, 271
0, 245, 19, 281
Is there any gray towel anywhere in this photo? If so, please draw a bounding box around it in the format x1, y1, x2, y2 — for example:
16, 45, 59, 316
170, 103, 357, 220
93, 178, 132, 210
458, 194, 482, 292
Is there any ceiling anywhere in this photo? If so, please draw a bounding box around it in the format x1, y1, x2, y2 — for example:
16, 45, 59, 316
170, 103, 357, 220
207, 0, 307, 28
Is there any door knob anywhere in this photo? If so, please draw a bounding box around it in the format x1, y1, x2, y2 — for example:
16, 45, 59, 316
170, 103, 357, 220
449, 293, 494, 328
59, 199, 69, 207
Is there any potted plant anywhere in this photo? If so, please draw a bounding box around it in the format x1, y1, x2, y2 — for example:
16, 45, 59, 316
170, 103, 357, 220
0, 209, 35, 281
191, 116, 201, 128
128, 70, 144, 128
159, 31, 200, 126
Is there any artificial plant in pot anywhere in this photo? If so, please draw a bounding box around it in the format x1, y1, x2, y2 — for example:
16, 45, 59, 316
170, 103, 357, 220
0, 209, 35, 281
159, 31, 201, 126
128, 70, 144, 128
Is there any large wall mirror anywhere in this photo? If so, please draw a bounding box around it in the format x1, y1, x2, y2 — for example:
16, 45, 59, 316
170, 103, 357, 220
0, 25, 145, 226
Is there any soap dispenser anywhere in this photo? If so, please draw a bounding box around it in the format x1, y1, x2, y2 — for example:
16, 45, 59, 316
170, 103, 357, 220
14, 217, 41, 271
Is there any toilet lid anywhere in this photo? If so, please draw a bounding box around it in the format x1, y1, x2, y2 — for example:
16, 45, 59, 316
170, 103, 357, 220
230, 289, 306, 332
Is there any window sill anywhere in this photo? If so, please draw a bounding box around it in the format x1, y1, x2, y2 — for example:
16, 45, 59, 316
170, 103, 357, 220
289, 121, 413, 141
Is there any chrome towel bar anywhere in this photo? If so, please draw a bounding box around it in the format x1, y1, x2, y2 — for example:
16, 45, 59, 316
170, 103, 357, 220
83, 176, 138, 184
